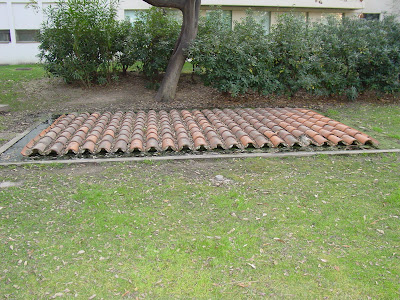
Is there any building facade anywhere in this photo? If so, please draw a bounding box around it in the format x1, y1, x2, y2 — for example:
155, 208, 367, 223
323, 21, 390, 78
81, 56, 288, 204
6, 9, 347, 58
0, 0, 398, 65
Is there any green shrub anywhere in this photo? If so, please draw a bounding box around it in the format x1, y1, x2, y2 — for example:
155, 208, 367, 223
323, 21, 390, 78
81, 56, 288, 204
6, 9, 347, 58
130, 7, 181, 84
308, 16, 400, 97
191, 12, 400, 99
356, 17, 400, 93
268, 14, 314, 95
190, 10, 278, 96
307, 17, 364, 96
39, 0, 122, 87
114, 20, 136, 76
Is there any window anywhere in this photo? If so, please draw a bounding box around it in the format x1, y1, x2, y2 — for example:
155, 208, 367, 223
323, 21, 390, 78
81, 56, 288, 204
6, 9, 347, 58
15, 29, 39, 42
206, 10, 232, 28
360, 13, 380, 21
125, 9, 182, 25
252, 11, 271, 33
0, 30, 11, 42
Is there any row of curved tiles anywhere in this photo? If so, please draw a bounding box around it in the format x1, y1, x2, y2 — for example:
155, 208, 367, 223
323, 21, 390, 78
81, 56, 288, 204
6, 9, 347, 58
21, 108, 378, 157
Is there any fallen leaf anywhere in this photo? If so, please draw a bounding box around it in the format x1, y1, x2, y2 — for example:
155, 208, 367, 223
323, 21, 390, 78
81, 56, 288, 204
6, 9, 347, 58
320, 258, 328, 263
52, 293, 64, 298
334, 266, 340, 271
237, 282, 249, 288
247, 263, 256, 269
121, 291, 130, 297
77, 250, 85, 255
273, 238, 285, 243
227, 228, 235, 234
377, 229, 384, 235
88, 295, 96, 300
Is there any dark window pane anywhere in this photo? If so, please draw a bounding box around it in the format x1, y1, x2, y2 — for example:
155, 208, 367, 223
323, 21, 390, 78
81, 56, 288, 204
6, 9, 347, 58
361, 13, 380, 21
16, 29, 39, 42
0, 30, 11, 42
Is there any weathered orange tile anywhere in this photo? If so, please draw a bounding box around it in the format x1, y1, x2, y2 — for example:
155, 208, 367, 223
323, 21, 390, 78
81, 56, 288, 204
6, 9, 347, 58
162, 138, 176, 151
20, 108, 378, 157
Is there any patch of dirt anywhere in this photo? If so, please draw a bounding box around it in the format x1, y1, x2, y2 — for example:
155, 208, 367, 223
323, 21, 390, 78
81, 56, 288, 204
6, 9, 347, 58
1, 72, 399, 148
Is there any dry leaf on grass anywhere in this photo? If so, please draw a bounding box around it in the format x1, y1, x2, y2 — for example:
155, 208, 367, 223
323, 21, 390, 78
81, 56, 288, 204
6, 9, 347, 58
274, 237, 285, 243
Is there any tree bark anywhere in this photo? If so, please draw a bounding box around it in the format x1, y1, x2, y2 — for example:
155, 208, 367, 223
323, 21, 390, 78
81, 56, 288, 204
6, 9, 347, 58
143, 0, 201, 102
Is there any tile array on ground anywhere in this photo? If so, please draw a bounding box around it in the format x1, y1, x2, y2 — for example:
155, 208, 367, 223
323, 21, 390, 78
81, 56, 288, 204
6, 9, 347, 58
21, 108, 378, 157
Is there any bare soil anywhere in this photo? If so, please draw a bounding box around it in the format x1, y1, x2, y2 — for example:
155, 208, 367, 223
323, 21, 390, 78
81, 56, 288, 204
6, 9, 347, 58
1, 72, 399, 148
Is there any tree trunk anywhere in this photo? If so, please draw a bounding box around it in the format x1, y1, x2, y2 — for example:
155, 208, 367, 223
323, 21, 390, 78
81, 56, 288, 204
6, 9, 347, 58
143, 0, 201, 102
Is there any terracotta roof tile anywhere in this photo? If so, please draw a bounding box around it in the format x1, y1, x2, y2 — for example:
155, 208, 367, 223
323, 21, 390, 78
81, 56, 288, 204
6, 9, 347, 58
21, 108, 378, 157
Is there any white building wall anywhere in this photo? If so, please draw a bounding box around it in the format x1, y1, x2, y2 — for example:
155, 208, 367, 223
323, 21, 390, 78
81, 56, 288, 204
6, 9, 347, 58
0, 0, 398, 65
363, 0, 393, 14
0, 0, 47, 64
202, 0, 363, 9
363, 0, 399, 21
117, 0, 150, 20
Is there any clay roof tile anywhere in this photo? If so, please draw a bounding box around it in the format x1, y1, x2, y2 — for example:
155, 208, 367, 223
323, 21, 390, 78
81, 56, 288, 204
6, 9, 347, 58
21, 108, 378, 157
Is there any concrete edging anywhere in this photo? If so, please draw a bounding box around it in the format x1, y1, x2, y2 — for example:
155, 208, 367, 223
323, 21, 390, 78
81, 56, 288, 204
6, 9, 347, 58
0, 148, 399, 166
0, 119, 47, 155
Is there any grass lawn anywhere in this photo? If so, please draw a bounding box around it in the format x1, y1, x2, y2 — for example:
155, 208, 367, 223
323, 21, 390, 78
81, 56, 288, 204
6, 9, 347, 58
0, 64, 46, 111
1, 154, 399, 298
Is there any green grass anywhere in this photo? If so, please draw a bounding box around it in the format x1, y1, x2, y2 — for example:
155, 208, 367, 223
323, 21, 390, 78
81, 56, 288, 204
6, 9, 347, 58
1, 154, 399, 298
0, 64, 46, 82
0, 64, 46, 111
182, 62, 194, 73
0, 116, 6, 131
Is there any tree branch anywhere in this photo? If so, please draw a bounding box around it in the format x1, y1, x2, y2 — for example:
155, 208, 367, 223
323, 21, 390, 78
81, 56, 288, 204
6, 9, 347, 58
143, 0, 185, 10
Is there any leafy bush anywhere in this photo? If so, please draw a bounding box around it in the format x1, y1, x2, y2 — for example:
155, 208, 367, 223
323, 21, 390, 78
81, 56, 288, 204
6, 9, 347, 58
114, 20, 136, 76
130, 7, 181, 84
356, 17, 400, 93
39, 0, 123, 86
307, 16, 400, 97
268, 14, 313, 95
190, 11, 400, 99
190, 10, 278, 96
